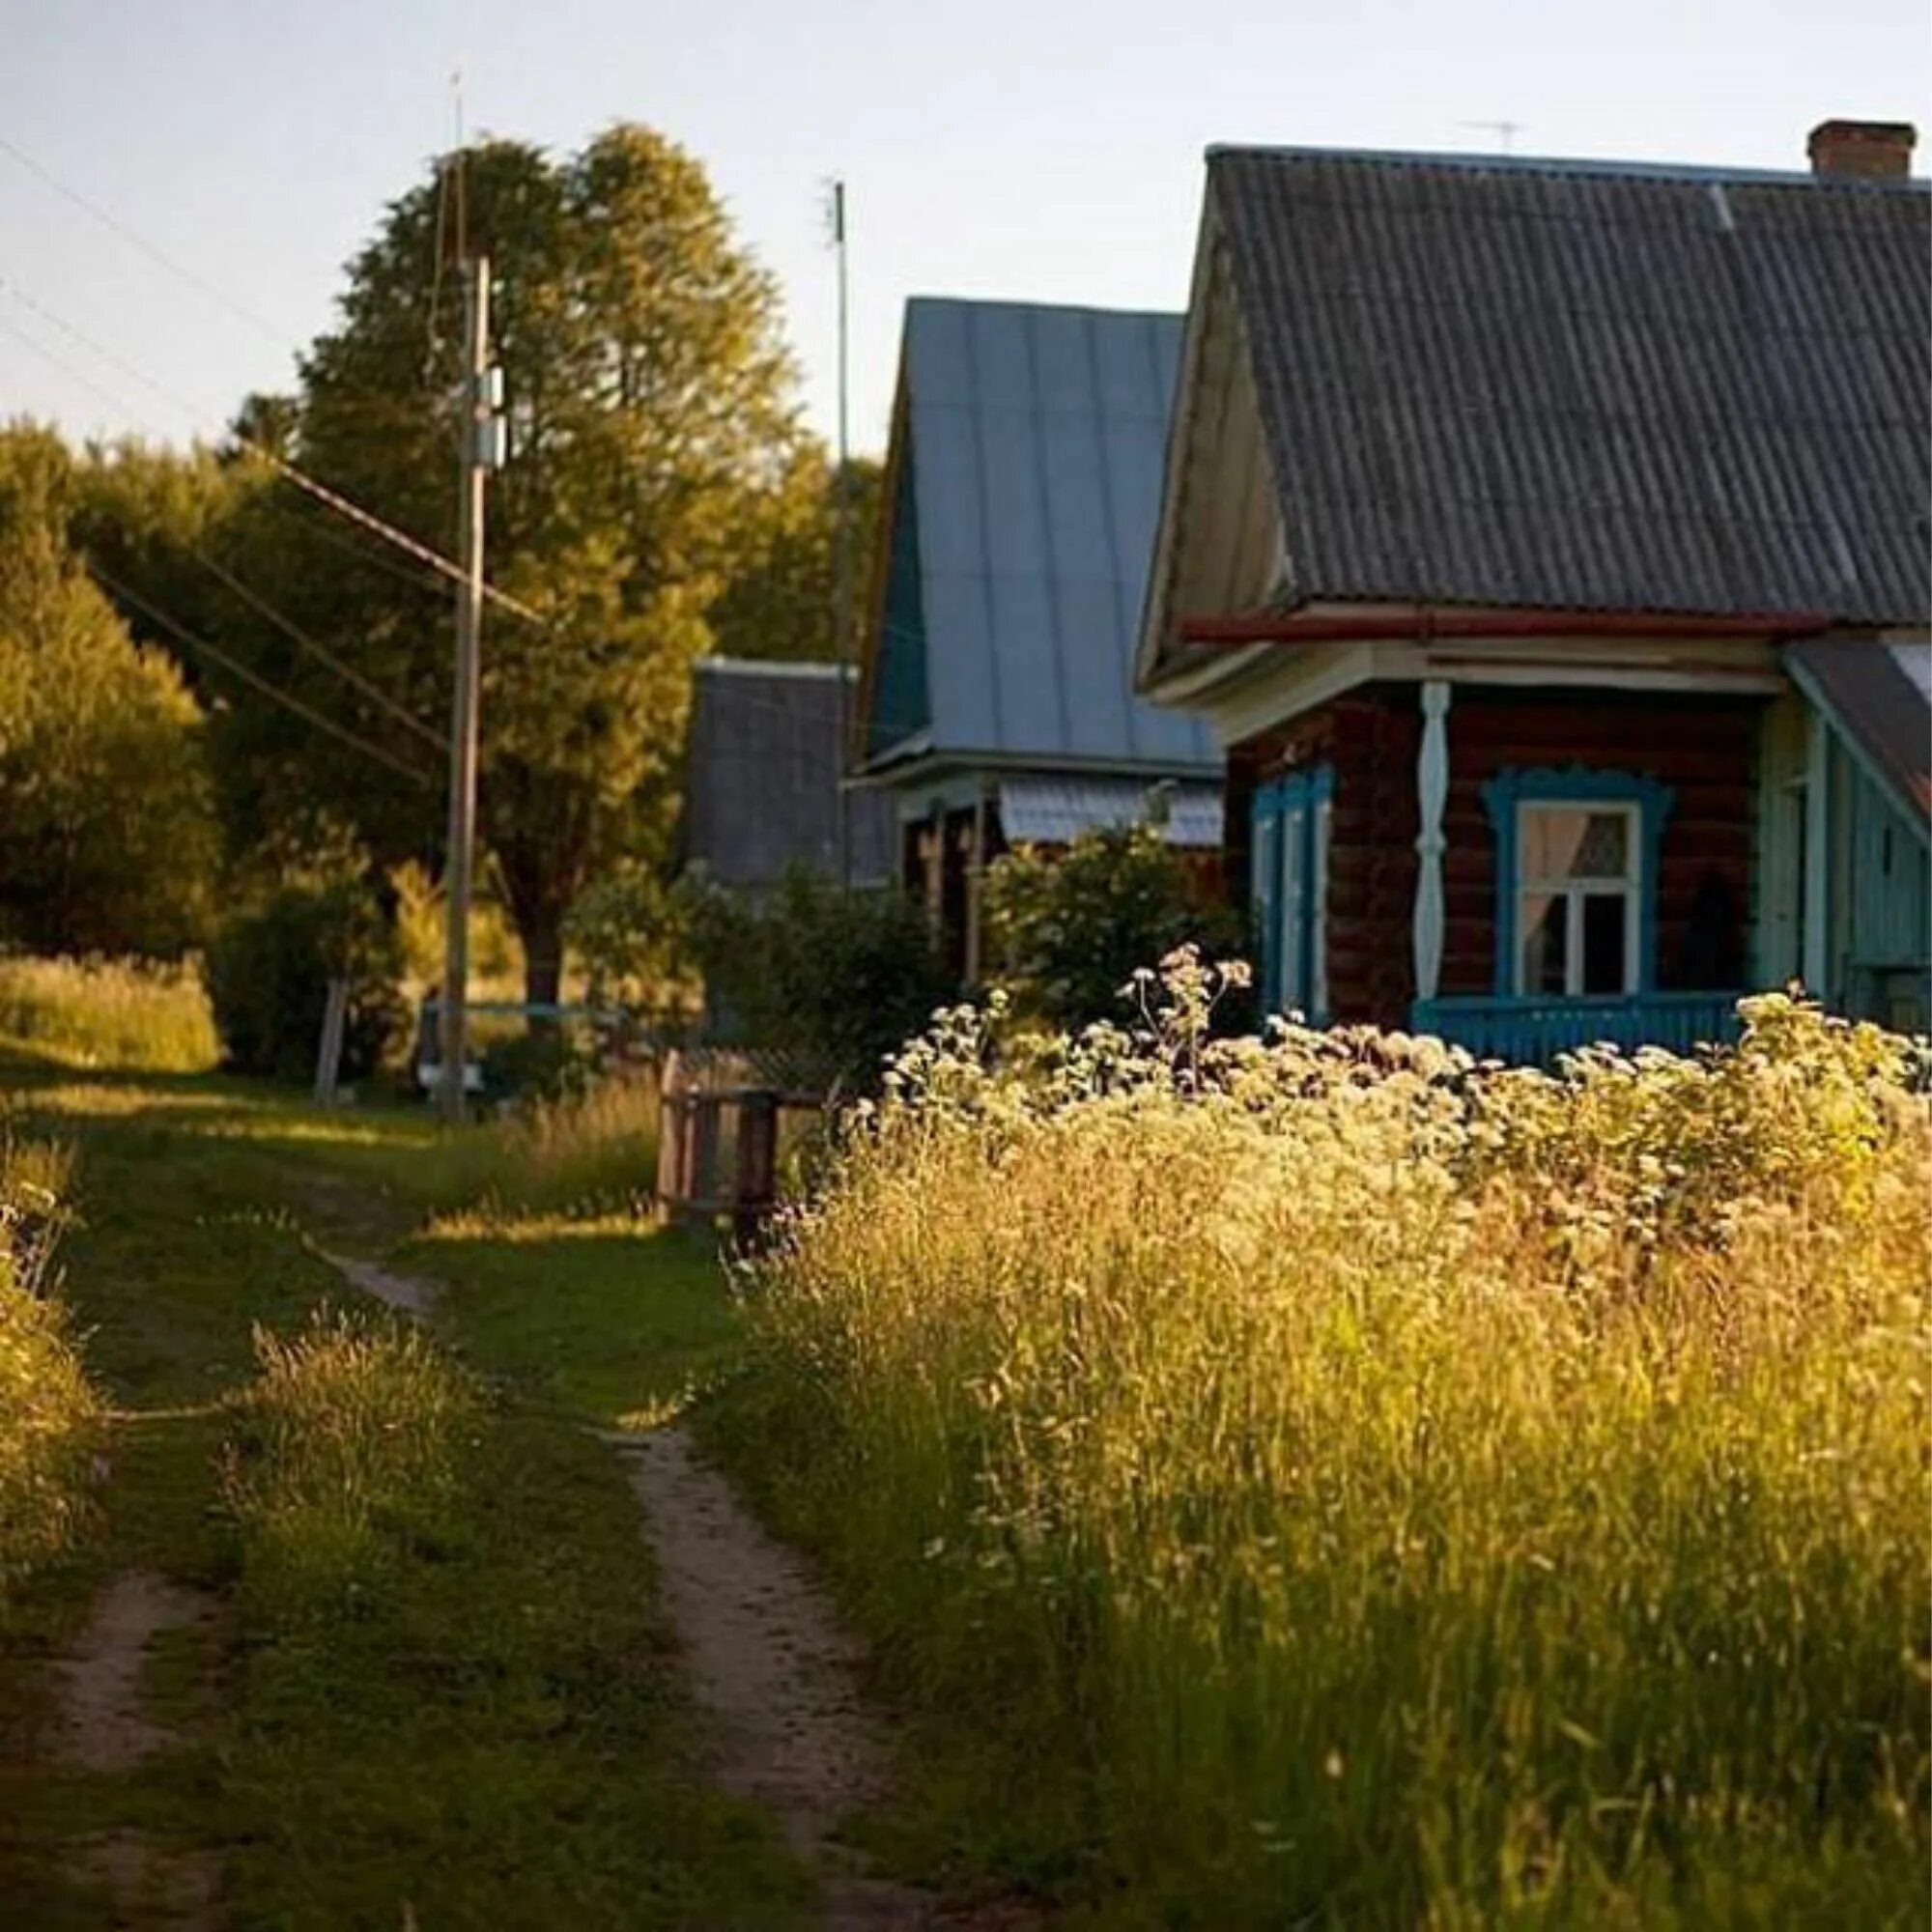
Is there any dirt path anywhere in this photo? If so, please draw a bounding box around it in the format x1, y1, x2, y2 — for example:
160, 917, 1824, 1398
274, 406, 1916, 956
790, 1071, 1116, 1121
616, 1426, 972, 1930
56, 1570, 221, 1927
319, 1248, 439, 1317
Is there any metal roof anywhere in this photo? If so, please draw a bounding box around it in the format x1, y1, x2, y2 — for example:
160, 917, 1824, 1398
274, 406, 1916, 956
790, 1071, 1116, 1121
1787, 638, 1932, 821
1205, 145, 1932, 625
864, 298, 1218, 776
998, 775, 1224, 848
684, 660, 896, 890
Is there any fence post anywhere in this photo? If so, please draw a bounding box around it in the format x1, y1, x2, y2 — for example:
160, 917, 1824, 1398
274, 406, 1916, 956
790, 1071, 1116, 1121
313, 977, 351, 1108
733, 1088, 779, 1242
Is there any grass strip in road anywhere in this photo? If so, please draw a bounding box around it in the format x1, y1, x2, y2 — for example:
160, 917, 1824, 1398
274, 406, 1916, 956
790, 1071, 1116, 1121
0, 1053, 809, 1929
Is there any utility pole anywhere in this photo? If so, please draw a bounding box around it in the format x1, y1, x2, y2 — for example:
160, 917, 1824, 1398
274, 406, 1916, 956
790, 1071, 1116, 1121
440, 250, 496, 1124
831, 180, 853, 889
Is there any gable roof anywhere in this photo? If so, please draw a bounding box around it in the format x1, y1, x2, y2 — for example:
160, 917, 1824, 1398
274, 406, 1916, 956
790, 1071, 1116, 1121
1143, 146, 1931, 682
685, 660, 895, 890
861, 297, 1217, 778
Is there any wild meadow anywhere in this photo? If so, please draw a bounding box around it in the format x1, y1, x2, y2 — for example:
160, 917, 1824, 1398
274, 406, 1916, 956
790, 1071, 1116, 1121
0, 953, 220, 1073
718, 959, 1932, 1926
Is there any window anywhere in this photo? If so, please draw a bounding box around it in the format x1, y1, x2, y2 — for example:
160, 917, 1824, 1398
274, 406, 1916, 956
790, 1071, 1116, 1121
1516, 803, 1639, 996
1250, 767, 1333, 1019
1482, 768, 1673, 1002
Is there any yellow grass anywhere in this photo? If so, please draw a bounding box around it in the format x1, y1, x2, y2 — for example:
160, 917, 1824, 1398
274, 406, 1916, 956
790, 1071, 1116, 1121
0, 953, 219, 1072
0, 1130, 101, 1598
722, 965, 1932, 1925
220, 1307, 478, 1613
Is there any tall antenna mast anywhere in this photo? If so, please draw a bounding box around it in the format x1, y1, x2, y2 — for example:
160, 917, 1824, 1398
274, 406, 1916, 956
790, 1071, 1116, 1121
830, 179, 853, 890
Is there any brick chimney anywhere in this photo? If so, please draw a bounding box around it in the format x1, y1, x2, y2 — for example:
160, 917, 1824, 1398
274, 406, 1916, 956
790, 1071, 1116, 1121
1807, 119, 1917, 181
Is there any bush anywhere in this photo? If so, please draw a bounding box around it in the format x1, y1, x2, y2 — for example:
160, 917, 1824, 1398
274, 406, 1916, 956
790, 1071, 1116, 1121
209, 848, 408, 1084
0, 1132, 102, 1601
982, 821, 1243, 1030
715, 966, 1931, 1925
0, 953, 220, 1072
219, 1307, 477, 1615
684, 867, 949, 1088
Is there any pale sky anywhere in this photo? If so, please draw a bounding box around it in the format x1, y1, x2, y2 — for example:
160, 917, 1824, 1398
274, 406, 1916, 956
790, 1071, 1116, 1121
3, 0, 1926, 462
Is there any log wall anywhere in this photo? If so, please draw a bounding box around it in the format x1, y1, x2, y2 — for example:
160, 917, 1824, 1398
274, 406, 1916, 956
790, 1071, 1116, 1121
1234, 684, 1765, 1028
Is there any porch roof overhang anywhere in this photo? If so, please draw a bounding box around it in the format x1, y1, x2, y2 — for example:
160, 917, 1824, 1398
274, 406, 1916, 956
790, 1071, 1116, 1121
1786, 636, 1932, 826
1151, 602, 1830, 747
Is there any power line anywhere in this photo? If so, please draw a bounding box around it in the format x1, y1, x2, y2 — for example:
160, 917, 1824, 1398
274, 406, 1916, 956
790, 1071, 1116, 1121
185, 543, 445, 751
0, 270, 547, 628
0, 129, 293, 345
84, 559, 433, 789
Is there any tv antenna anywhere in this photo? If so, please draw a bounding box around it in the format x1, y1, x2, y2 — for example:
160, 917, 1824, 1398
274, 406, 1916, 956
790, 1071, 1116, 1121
1463, 119, 1524, 155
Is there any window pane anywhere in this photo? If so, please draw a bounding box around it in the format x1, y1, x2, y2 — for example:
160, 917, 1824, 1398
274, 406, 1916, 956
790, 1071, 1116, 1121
1521, 807, 1629, 882
1520, 891, 1567, 994
1580, 893, 1629, 994
1280, 809, 1304, 1009
1251, 816, 1279, 1006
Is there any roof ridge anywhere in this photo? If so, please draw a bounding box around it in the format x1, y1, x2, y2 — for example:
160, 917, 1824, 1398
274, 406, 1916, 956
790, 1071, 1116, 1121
903, 293, 1183, 323
1206, 143, 1931, 193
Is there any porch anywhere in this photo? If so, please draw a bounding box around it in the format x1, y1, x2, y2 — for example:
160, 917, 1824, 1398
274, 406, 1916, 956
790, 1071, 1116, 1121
1409, 990, 1743, 1064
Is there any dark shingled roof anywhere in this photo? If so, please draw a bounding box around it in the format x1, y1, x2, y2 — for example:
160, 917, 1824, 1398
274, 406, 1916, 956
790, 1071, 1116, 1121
684, 661, 895, 891
1209, 147, 1932, 623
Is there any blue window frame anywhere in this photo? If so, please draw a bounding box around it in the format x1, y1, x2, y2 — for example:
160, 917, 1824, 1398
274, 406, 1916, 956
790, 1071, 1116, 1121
1251, 766, 1333, 1019
1479, 767, 1674, 998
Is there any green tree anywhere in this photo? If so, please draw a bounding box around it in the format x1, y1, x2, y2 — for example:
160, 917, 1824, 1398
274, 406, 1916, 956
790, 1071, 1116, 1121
707, 449, 883, 664
245, 125, 810, 1005
0, 426, 219, 957
982, 822, 1244, 1032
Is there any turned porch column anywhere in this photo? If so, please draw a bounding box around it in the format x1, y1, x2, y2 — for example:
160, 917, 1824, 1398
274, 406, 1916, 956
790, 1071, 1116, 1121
1412, 680, 1451, 1006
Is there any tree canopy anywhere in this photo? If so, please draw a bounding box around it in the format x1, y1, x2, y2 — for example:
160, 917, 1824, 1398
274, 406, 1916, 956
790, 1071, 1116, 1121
0, 426, 219, 958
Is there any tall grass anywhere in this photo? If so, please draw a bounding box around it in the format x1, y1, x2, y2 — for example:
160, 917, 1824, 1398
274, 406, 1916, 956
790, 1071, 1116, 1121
0, 953, 219, 1072
0, 1131, 101, 1599
426, 1067, 661, 1222
718, 963, 1931, 1926
220, 1307, 478, 1612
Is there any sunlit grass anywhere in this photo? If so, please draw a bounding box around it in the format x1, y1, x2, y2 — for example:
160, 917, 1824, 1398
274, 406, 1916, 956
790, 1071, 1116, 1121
219, 1305, 478, 1613
0, 1129, 103, 1599
716, 972, 1932, 1926
0, 954, 220, 1073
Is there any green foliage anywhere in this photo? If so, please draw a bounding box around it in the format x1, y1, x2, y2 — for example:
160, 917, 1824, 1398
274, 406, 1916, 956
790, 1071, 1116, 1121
0, 426, 221, 958
0, 953, 220, 1072
0, 1130, 101, 1601
707, 449, 884, 663
715, 973, 1932, 1924
564, 863, 692, 1010
261, 126, 812, 1000
983, 820, 1242, 1029
207, 838, 408, 1082
685, 868, 948, 1086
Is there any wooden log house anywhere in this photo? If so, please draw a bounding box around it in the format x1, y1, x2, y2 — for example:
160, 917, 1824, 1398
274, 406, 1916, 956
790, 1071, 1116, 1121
1137, 123, 1930, 1059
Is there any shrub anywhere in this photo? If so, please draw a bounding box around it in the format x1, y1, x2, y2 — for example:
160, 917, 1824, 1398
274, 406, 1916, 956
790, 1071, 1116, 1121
0, 953, 220, 1072
684, 867, 949, 1089
219, 1308, 477, 1614
209, 848, 408, 1083
0, 1132, 102, 1600
982, 821, 1244, 1030
716, 965, 1932, 1925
